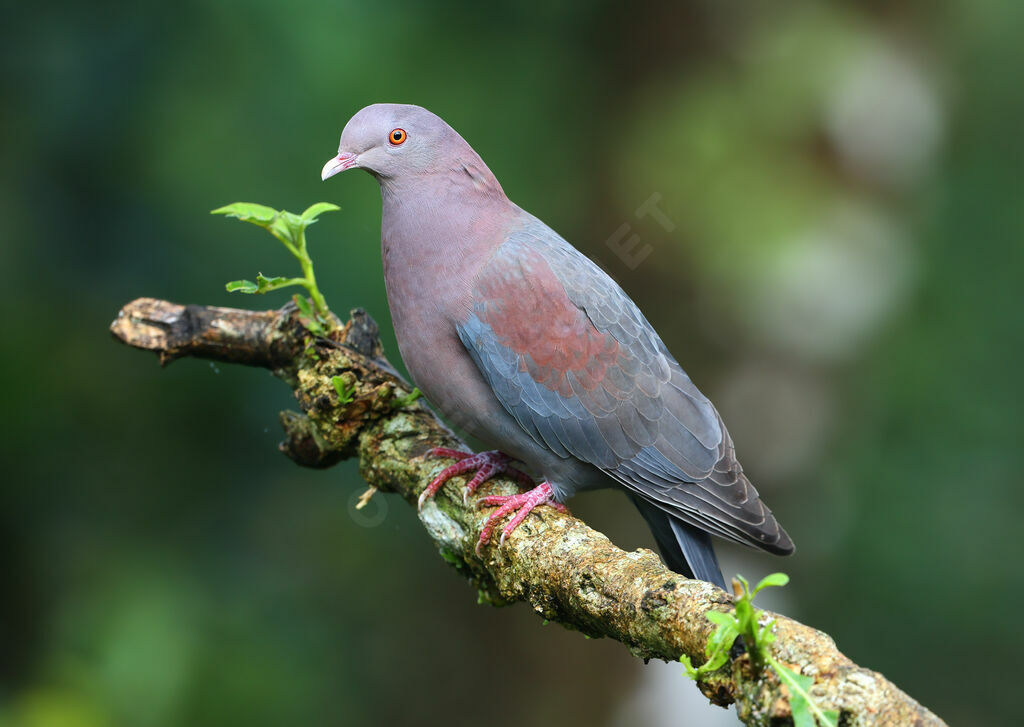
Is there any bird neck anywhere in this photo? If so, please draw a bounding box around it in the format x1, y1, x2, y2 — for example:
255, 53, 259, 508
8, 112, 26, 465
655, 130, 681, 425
378, 170, 519, 321
379, 164, 513, 254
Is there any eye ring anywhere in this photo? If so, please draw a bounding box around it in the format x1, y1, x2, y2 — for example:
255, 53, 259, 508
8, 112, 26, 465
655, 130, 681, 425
388, 128, 407, 145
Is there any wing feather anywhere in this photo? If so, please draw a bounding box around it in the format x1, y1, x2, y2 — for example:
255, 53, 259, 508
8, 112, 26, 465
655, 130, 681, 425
456, 215, 793, 553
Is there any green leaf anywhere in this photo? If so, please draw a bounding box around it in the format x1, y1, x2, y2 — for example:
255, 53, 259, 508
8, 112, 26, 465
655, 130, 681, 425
704, 610, 736, 628
698, 647, 731, 675
211, 202, 309, 249
772, 660, 814, 727
211, 202, 278, 224
256, 274, 288, 285
293, 294, 326, 336
269, 214, 300, 247
213, 202, 303, 251
293, 294, 314, 318
301, 202, 340, 223
254, 273, 290, 291
331, 375, 354, 405
226, 279, 258, 293
392, 387, 422, 409
734, 594, 756, 642
677, 610, 741, 679
227, 274, 302, 295
753, 572, 790, 597
679, 654, 700, 680
770, 658, 839, 727
705, 612, 740, 657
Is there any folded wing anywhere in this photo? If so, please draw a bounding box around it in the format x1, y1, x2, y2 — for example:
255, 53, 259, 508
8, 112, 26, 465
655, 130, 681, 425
456, 217, 793, 554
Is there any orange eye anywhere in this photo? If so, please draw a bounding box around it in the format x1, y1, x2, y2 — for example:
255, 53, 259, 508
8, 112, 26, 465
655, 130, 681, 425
389, 128, 407, 145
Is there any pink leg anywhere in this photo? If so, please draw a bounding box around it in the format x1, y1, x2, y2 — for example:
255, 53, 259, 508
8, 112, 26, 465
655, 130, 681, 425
476, 482, 568, 555
418, 448, 533, 510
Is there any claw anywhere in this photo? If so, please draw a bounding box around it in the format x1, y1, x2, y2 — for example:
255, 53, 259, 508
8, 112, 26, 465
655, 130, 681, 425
418, 449, 533, 510
475, 482, 567, 555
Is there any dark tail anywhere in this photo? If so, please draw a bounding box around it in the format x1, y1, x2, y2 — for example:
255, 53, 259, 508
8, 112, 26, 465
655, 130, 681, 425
629, 494, 726, 590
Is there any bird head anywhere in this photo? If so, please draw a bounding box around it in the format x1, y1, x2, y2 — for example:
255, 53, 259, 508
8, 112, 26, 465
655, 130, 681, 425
321, 103, 454, 182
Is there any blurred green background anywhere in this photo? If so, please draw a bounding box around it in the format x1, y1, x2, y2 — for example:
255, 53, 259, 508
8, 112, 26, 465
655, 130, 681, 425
2, 1, 1021, 725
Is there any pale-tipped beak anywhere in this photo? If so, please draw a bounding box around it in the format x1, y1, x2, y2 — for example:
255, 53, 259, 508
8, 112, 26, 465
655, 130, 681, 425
321, 152, 358, 180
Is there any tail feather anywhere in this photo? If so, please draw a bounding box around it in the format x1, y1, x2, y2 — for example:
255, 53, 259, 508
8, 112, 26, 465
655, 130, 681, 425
629, 494, 726, 590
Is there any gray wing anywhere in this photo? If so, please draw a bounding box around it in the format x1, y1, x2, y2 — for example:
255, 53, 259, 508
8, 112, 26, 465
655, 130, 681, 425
457, 215, 792, 554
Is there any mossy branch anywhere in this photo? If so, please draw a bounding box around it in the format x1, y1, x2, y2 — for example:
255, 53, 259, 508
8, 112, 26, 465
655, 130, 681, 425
110, 298, 947, 727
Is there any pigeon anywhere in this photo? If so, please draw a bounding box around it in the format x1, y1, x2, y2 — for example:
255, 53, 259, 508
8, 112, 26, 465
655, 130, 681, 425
322, 103, 793, 588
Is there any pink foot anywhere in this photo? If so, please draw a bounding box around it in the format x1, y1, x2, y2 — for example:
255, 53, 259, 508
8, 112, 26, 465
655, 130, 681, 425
475, 482, 568, 555
418, 448, 533, 510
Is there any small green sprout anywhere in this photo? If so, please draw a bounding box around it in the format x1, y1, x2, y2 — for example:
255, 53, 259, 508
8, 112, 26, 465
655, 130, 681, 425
680, 572, 838, 727
292, 294, 327, 338
392, 387, 422, 409
302, 335, 321, 360
331, 375, 355, 405
213, 201, 338, 329
730, 572, 788, 668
